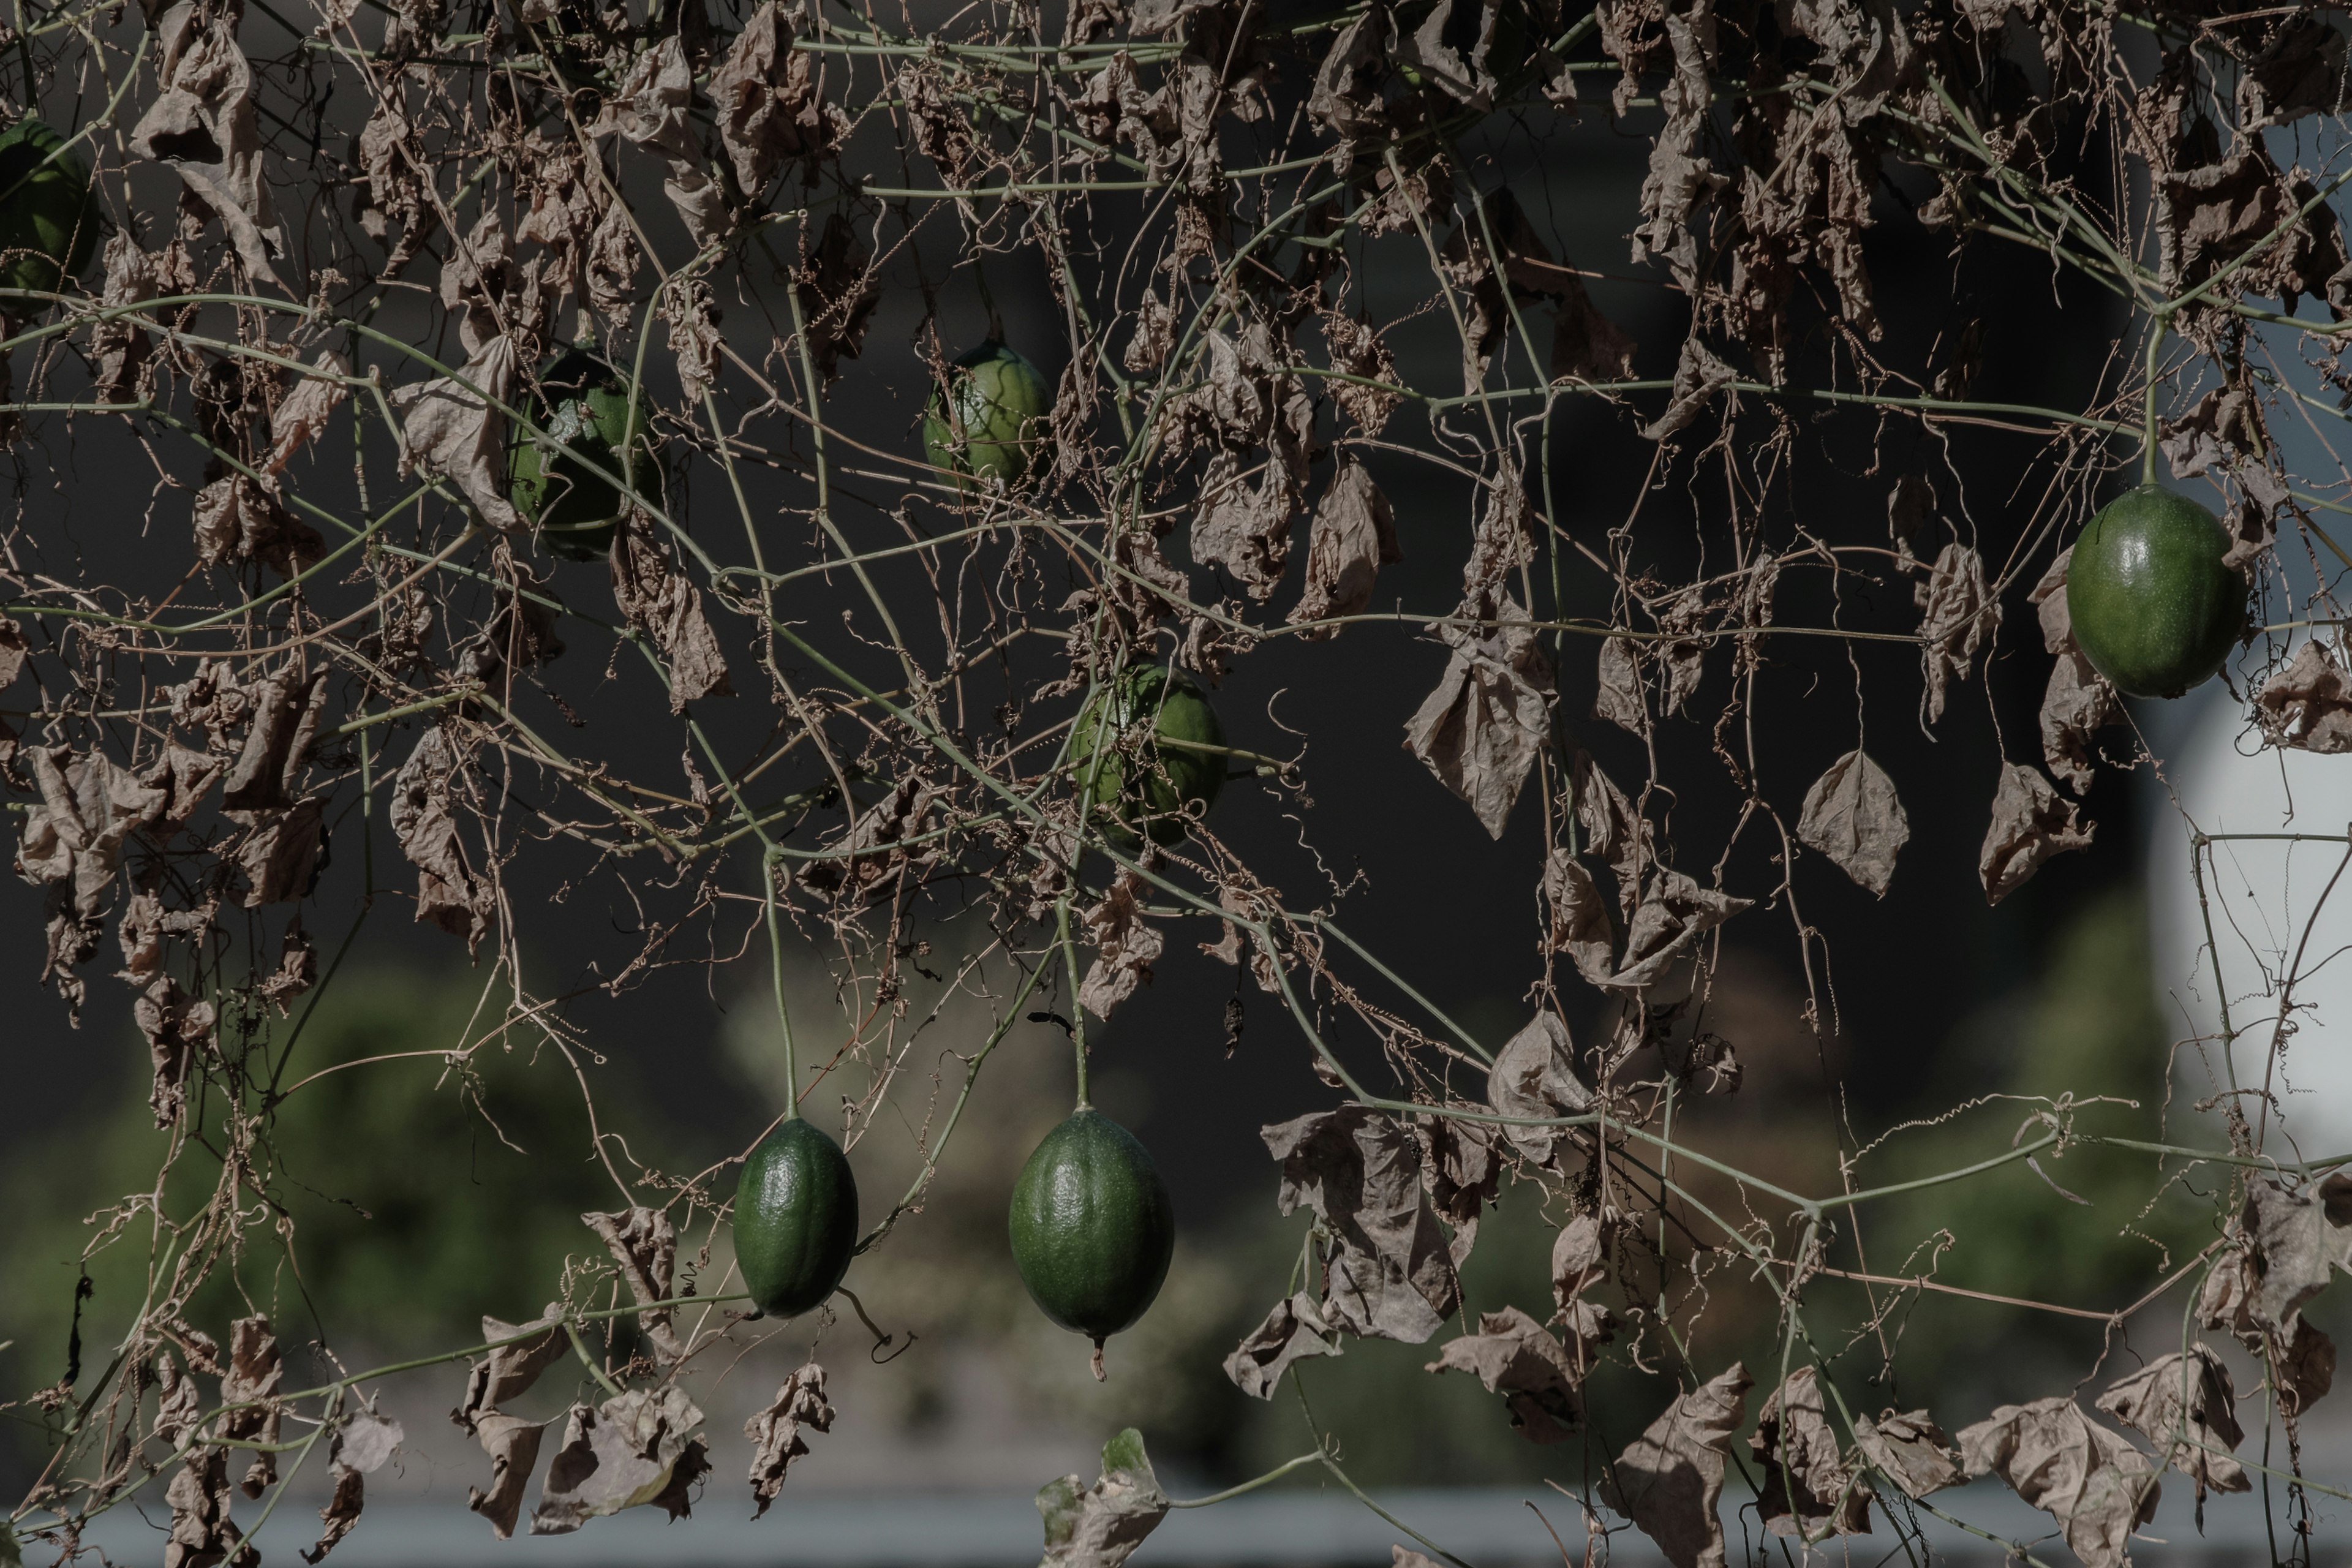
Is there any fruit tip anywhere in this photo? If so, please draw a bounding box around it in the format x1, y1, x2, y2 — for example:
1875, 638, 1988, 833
1090, 1337, 1107, 1382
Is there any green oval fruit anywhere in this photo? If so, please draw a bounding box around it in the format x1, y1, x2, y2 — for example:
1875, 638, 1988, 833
1069, 664, 1225, 846
0, 119, 97, 296
922, 341, 1051, 488
734, 1117, 859, 1318
509, 346, 661, 562
1008, 1108, 1174, 1345
2066, 483, 2245, 699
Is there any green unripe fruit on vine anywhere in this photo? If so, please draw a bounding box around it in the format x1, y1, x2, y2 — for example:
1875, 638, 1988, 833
0, 119, 97, 296
509, 346, 662, 562
1069, 664, 1226, 847
734, 1117, 859, 1318
1008, 1108, 1174, 1359
922, 341, 1052, 488
2066, 483, 2246, 699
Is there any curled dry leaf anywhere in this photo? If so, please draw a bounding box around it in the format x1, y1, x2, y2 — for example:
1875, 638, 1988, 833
164, 1449, 250, 1568
221, 1316, 283, 1498
2095, 1345, 2249, 1500
393, 335, 524, 532
530, 1385, 709, 1534
590, 37, 723, 247
138, 976, 217, 1128
611, 510, 733, 712
746, 1363, 832, 1517
1978, 762, 2094, 906
2041, 650, 2120, 794
1598, 1362, 1752, 1568
1486, 1012, 1591, 1169
1223, 1291, 1342, 1398
1418, 1110, 1498, 1265
467, 1413, 552, 1540
301, 1410, 402, 1563
1796, 749, 1909, 897
391, 725, 494, 951
1036, 1427, 1170, 1568
1287, 458, 1400, 636
1852, 1409, 1964, 1499
458, 1305, 567, 1427
1542, 850, 1616, 987
1957, 1398, 2159, 1568
581, 1207, 685, 1363
2255, 640, 2352, 754
1750, 1366, 1869, 1538
130, 4, 286, 282
1262, 1104, 1460, 1343
1079, 870, 1165, 1020
1401, 595, 1554, 839
1915, 542, 1998, 725
1423, 1306, 1582, 1442
1593, 636, 1646, 734
709, 1, 851, 197
1609, 869, 1751, 990
1642, 336, 1736, 443
268, 353, 352, 473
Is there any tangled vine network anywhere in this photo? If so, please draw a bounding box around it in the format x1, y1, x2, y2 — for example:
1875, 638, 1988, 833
16, 0, 2352, 1556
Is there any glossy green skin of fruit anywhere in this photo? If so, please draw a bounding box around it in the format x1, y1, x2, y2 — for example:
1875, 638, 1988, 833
2066, 483, 2245, 699
509, 347, 661, 562
1008, 1109, 1174, 1342
0, 119, 97, 296
922, 342, 1051, 487
1069, 665, 1226, 846
734, 1117, 860, 1318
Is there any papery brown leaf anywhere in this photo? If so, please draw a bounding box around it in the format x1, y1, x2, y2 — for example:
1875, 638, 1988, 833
1751, 1366, 1869, 1538
1402, 596, 1553, 839
1915, 542, 1997, 723
2095, 1346, 2249, 1500
138, 974, 217, 1128
164, 1449, 251, 1568
1796, 749, 1909, 897
1599, 1362, 1752, 1568
795, 214, 879, 380
236, 797, 323, 907
131, 4, 286, 281
2196, 1232, 2338, 1414
1978, 761, 2094, 905
745, 1362, 832, 1517
193, 475, 323, 579
1322, 310, 1402, 435
2256, 640, 2352, 754
1852, 1409, 1963, 1499
154, 1350, 202, 1452
590, 37, 723, 246
1551, 1214, 1608, 1313
1542, 850, 1617, 986
268, 353, 351, 473
1957, 1398, 2159, 1568
1642, 336, 1735, 442
458, 1305, 567, 1426
301, 1411, 401, 1564
611, 509, 733, 710
1223, 1291, 1343, 1398
530, 1385, 707, 1534
1425, 1306, 1581, 1442
582, 1207, 685, 1363
1262, 1104, 1460, 1342
1418, 1110, 1498, 1265
798, 774, 943, 901
1289, 458, 1400, 636
92, 235, 158, 404
1593, 636, 1646, 734
393, 335, 524, 531
2040, 650, 2119, 794
1036, 1428, 1169, 1568
1610, 869, 1751, 990
467, 1412, 551, 1539
391, 725, 493, 951
1486, 1012, 1591, 1169
1629, 0, 1727, 288
1573, 752, 1653, 910
221, 1317, 282, 1499
1079, 870, 1165, 1020
2241, 13, 2349, 128
710, 2, 851, 197
1395, 0, 1499, 108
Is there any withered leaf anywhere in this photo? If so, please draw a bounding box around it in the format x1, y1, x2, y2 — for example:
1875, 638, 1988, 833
467, 1412, 551, 1539
1853, 1409, 1964, 1499
1574, 751, 1652, 908
1418, 1110, 1498, 1266
1322, 311, 1402, 435
1796, 749, 1909, 897
1395, 0, 1499, 108
1915, 542, 1997, 724
795, 214, 880, 381
530, 1385, 708, 1534
2195, 1234, 2339, 1414
138, 974, 217, 1128
2256, 640, 2352, 754
1402, 596, 1553, 839
1079, 870, 1165, 1020
302, 1461, 363, 1564
1288, 458, 1400, 636
1751, 1366, 1869, 1539
268, 352, 351, 473
459, 1305, 567, 1425
2095, 1346, 2249, 1500
612, 510, 733, 711
582, 1207, 685, 1363
1629, 3, 1727, 288
1599, 1362, 1752, 1568
92, 235, 158, 404
236, 798, 324, 907
1424, 1306, 1581, 1442
1642, 336, 1736, 442
590, 37, 723, 247
710, 2, 851, 197
1551, 1214, 1608, 1313
2041, 650, 2119, 794
1037, 1427, 1170, 1568
391, 725, 493, 951
164, 1449, 249, 1568
131, 4, 286, 282
193, 475, 322, 579
1957, 1398, 2160, 1568
2241, 13, 2350, 128
221, 1316, 283, 1498
1223, 1291, 1342, 1398
1593, 636, 1646, 734
1542, 850, 1616, 986
1610, 869, 1751, 990
393, 335, 524, 531
2241, 1173, 2352, 1331
1486, 1012, 1590, 1168
1262, 1104, 1460, 1342
1979, 762, 2094, 906
746, 1363, 832, 1517
301, 1410, 401, 1563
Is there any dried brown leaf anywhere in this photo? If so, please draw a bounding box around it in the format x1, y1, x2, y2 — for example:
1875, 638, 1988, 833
745, 1363, 832, 1517
1223, 1291, 1343, 1398
1289, 458, 1400, 636
1853, 1409, 1964, 1499
1036, 1428, 1170, 1568
1598, 1362, 1752, 1568
2256, 640, 2352, 754
1796, 749, 1909, 897
1425, 1306, 1581, 1442
582, 1207, 685, 1363
1262, 1104, 1460, 1342
1751, 1366, 1869, 1539
530, 1385, 707, 1534
1957, 1398, 2160, 1568
2095, 1346, 2248, 1500
1979, 761, 2094, 905
1486, 1012, 1591, 1168
1079, 870, 1165, 1020
1402, 597, 1553, 839
612, 510, 733, 710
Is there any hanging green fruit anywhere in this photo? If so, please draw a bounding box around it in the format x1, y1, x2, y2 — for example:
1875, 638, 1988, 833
1069, 664, 1226, 847
734, 1117, 860, 1318
508, 345, 662, 562
922, 341, 1051, 488
2065, 483, 2245, 699
0, 119, 97, 296
1008, 1107, 1174, 1371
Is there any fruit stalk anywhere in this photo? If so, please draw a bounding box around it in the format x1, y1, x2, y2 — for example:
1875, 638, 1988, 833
1055, 894, 1089, 1109
2142, 309, 2169, 488
763, 846, 800, 1120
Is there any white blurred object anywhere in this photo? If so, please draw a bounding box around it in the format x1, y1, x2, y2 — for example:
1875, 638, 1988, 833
2149, 671, 2352, 1158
